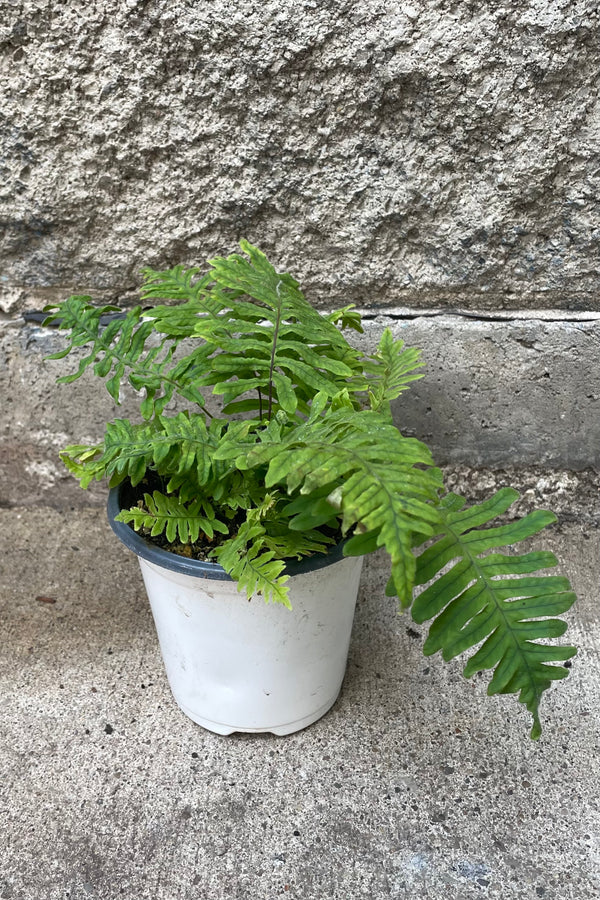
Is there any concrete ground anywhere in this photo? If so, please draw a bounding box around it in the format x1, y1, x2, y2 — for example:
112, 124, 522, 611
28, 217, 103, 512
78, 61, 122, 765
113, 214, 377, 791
1, 468, 599, 900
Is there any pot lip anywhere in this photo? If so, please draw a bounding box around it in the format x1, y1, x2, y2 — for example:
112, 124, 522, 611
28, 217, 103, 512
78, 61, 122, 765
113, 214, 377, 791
107, 481, 351, 581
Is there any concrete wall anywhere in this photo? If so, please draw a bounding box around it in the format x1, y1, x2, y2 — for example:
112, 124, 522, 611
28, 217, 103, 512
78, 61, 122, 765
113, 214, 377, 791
1, 0, 599, 312
2, 310, 598, 508
1, 1, 599, 504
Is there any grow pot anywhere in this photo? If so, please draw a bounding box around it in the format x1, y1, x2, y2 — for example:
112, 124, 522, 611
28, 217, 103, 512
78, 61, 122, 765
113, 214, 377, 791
108, 482, 363, 735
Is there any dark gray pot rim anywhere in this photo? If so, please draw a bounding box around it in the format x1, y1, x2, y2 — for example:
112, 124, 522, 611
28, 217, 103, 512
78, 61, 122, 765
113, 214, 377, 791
108, 481, 350, 581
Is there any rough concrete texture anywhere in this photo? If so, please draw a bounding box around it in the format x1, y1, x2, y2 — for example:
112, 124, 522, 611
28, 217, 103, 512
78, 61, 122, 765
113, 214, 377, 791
1, 1, 599, 313
366, 313, 600, 469
1, 469, 599, 899
1, 313, 598, 507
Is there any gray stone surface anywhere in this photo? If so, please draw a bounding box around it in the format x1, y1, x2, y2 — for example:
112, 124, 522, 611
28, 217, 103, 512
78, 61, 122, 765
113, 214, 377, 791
1, 313, 598, 508
1, 1, 599, 313
1, 471, 598, 899
370, 313, 600, 470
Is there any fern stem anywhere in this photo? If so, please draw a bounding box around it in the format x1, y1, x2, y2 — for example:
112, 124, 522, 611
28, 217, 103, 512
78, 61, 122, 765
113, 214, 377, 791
267, 280, 284, 421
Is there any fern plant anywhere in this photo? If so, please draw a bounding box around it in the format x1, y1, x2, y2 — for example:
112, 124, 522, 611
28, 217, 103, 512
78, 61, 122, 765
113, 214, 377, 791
44, 240, 576, 738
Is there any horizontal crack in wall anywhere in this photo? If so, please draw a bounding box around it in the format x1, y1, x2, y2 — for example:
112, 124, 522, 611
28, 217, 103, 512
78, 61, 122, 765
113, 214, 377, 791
358, 308, 600, 323
18, 307, 600, 329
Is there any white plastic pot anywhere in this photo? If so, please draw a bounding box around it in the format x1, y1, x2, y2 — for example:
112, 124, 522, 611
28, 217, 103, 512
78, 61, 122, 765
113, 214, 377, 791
108, 484, 363, 735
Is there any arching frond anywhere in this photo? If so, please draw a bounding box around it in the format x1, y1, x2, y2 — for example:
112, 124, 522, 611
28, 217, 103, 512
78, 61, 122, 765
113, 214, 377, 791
43, 297, 207, 417
243, 408, 443, 607
60, 413, 245, 489
412, 489, 577, 739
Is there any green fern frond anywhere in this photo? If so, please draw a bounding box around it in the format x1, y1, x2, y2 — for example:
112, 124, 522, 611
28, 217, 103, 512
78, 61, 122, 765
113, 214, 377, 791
61, 414, 249, 490
140, 265, 208, 303
43, 297, 208, 417
116, 490, 228, 544
212, 520, 291, 607
363, 328, 425, 414
210, 492, 335, 606
200, 241, 364, 415
107, 414, 256, 487
412, 488, 577, 739
208, 242, 338, 348
45, 244, 368, 426
104, 415, 204, 486
251, 496, 336, 559
244, 408, 443, 607
59, 444, 105, 489
283, 484, 342, 532
140, 266, 238, 339
326, 305, 364, 333
141, 243, 367, 419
